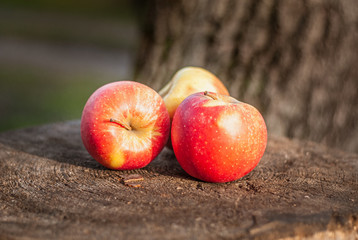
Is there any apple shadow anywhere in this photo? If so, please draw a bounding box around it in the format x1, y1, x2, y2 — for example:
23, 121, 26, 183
0, 120, 191, 180
0, 121, 105, 170
145, 146, 193, 180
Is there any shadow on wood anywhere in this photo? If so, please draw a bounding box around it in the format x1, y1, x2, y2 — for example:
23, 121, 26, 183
0, 121, 357, 239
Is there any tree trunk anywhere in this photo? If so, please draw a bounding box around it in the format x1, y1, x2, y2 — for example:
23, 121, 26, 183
134, 0, 358, 153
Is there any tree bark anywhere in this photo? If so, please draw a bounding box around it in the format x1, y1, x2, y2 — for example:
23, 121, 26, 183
0, 121, 357, 239
134, 0, 358, 153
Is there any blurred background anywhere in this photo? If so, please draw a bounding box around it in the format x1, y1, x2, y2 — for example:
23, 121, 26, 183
1, 0, 357, 153
0, 0, 139, 132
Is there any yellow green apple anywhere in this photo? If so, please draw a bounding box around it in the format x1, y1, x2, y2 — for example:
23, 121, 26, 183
159, 66, 229, 120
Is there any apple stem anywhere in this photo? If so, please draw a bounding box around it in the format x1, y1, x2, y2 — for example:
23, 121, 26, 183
110, 118, 132, 131
204, 91, 218, 100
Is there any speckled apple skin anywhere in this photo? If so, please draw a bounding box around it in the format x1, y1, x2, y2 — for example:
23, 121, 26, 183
171, 92, 267, 183
160, 66, 229, 119
159, 66, 230, 149
81, 81, 170, 170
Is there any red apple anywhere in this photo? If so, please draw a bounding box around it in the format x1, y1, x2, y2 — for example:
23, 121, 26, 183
159, 66, 229, 149
81, 81, 170, 170
171, 91, 267, 183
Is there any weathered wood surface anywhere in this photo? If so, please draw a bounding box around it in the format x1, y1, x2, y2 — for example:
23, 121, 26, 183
0, 121, 357, 239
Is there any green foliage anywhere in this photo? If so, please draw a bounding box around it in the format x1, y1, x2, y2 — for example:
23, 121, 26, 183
0, 0, 134, 19
0, 66, 113, 132
0, 0, 137, 132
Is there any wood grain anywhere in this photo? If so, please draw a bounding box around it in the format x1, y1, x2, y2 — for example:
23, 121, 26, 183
0, 121, 357, 239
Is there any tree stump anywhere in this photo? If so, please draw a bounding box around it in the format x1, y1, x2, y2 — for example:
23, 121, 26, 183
0, 121, 357, 239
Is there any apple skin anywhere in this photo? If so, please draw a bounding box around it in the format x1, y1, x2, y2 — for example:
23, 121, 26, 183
81, 81, 170, 170
171, 92, 267, 183
159, 66, 229, 148
159, 66, 229, 120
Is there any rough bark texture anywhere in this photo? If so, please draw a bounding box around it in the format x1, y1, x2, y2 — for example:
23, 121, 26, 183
0, 121, 357, 239
134, 0, 358, 153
